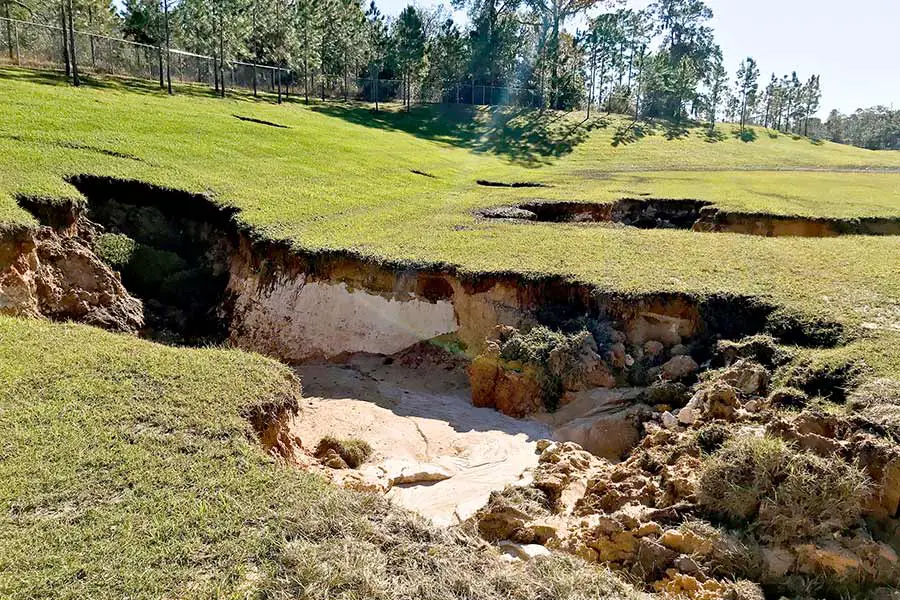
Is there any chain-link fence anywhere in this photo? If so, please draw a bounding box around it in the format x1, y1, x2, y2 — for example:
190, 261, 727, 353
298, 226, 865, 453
1, 16, 542, 107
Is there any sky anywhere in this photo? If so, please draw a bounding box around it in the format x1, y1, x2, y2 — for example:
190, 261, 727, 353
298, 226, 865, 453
376, 0, 899, 115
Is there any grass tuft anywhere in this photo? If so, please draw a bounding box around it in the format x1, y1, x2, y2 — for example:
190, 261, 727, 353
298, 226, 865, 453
315, 436, 374, 469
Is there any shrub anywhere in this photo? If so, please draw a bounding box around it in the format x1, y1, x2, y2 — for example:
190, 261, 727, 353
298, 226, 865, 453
758, 452, 870, 542
315, 436, 373, 469
93, 232, 136, 268
699, 435, 872, 543
698, 435, 791, 521
498, 326, 594, 411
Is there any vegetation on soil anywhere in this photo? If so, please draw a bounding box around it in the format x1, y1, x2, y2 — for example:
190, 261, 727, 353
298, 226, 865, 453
2, 67, 900, 599
0, 317, 637, 600
699, 435, 870, 542
315, 436, 375, 469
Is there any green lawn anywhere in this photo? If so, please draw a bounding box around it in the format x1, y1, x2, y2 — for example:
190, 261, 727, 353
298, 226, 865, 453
2, 65, 900, 599
1, 67, 899, 355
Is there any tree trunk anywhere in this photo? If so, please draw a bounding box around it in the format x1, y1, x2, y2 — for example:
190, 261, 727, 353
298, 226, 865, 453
164, 0, 172, 94
60, 2, 70, 78
218, 21, 225, 98
66, 0, 79, 86
374, 67, 379, 111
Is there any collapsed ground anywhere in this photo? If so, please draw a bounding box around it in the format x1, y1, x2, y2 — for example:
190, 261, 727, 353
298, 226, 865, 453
1, 68, 900, 599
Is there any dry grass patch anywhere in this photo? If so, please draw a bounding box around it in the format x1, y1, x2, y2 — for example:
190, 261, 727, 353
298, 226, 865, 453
699, 435, 871, 542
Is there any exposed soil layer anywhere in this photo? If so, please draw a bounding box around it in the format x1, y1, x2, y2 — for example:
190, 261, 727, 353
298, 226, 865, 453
477, 199, 900, 237
7, 175, 854, 357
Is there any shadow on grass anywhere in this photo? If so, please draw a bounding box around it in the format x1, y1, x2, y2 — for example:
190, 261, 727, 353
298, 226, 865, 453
0, 65, 288, 104
310, 103, 605, 166
703, 128, 727, 143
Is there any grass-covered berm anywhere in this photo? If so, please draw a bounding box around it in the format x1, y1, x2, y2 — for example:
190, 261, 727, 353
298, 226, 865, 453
1, 67, 899, 599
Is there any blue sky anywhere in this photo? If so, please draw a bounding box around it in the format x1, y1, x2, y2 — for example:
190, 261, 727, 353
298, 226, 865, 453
377, 0, 898, 115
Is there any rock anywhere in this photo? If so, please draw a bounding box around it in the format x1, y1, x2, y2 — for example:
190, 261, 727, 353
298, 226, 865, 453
320, 449, 349, 469
677, 406, 698, 426
626, 312, 693, 346
469, 355, 544, 417
761, 546, 794, 579
386, 462, 453, 486
536, 439, 554, 452
720, 360, 770, 396
609, 342, 628, 369
670, 343, 689, 356
636, 538, 677, 580
498, 541, 551, 560
334, 467, 389, 493
1, 227, 144, 333
653, 571, 727, 598
581, 358, 616, 389
660, 528, 714, 556
794, 543, 863, 576
644, 381, 690, 408
661, 355, 699, 381
644, 340, 665, 358
661, 411, 679, 429
704, 383, 741, 420
672, 554, 704, 577
525, 519, 564, 544
553, 405, 649, 461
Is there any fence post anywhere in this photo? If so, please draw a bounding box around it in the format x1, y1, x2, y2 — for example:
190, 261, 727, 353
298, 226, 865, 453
13, 21, 19, 65
158, 47, 164, 89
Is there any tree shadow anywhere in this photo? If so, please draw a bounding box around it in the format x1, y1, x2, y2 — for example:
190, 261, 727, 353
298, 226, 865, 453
661, 120, 691, 141
611, 120, 647, 147
310, 103, 603, 166
703, 127, 727, 143
0, 65, 286, 104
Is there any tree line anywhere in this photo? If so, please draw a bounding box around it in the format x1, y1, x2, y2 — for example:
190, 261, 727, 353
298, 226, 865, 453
5, 0, 895, 152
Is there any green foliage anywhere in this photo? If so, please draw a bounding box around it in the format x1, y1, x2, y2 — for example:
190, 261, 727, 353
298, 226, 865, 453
93, 232, 136, 268
315, 435, 373, 468
498, 326, 592, 410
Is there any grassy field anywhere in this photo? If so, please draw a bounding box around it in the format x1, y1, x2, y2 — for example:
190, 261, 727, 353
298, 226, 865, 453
1, 67, 900, 597
4, 67, 898, 341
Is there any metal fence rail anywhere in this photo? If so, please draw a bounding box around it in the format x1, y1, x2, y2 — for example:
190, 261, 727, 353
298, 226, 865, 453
1, 16, 543, 107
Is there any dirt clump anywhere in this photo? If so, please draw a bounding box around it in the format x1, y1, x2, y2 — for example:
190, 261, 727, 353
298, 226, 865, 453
0, 225, 143, 332
469, 347, 900, 599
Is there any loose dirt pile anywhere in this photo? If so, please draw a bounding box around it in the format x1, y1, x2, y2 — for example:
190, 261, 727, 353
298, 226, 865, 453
471, 347, 900, 599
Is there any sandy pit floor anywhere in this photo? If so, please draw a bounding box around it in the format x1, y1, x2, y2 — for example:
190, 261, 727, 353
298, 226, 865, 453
292, 350, 550, 526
